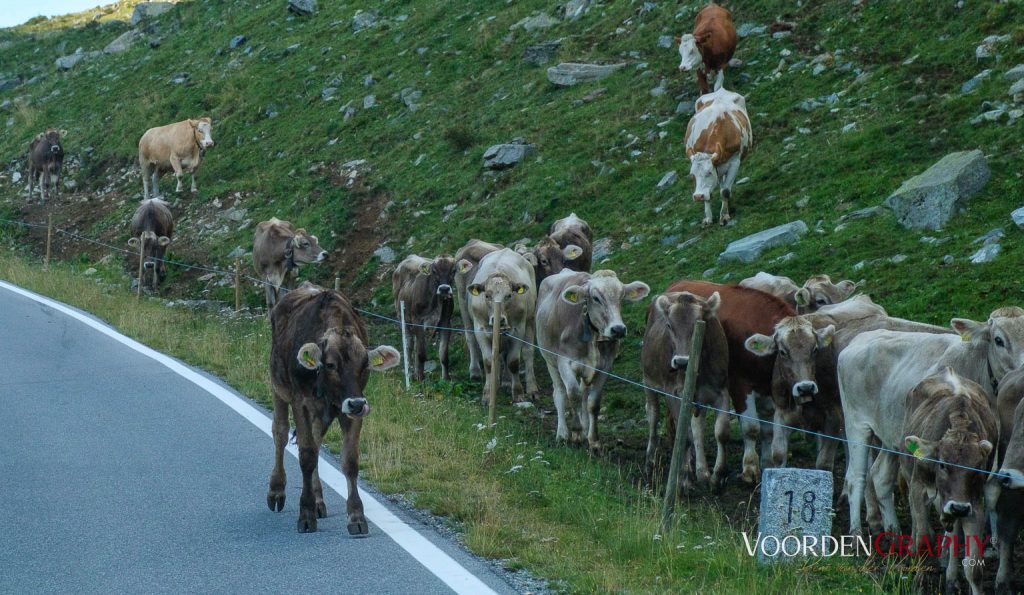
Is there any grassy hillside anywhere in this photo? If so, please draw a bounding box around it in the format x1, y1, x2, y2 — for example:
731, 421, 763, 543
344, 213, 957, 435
2, 0, 1023, 591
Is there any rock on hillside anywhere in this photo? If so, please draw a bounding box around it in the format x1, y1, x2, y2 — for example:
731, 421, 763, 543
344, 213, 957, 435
718, 221, 808, 264
546, 63, 625, 86
883, 150, 990, 230
131, 2, 175, 26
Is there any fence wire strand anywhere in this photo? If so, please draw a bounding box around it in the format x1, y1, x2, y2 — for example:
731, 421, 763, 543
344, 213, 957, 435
0, 214, 1011, 481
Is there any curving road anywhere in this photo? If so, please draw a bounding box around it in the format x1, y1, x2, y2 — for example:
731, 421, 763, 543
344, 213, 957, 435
0, 281, 520, 595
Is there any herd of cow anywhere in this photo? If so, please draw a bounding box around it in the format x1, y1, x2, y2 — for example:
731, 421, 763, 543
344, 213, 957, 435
15, 1, 1023, 590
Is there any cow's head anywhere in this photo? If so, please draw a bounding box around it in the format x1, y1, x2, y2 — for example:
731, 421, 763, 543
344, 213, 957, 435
419, 255, 456, 301
190, 117, 214, 149
1000, 397, 1024, 490
952, 306, 1024, 383
468, 272, 528, 329
905, 407, 993, 528
289, 230, 328, 265
519, 238, 584, 284
689, 152, 719, 202
677, 33, 702, 72
654, 291, 719, 372
795, 275, 857, 313
561, 270, 649, 341
128, 230, 172, 286
295, 328, 400, 419
746, 317, 834, 405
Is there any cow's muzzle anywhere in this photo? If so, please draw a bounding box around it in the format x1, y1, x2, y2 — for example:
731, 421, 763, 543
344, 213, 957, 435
488, 315, 510, 330
1000, 468, 1024, 489
693, 193, 707, 202
50, 145, 61, 154
942, 500, 972, 519
143, 261, 156, 270
316, 251, 327, 262
607, 324, 626, 339
342, 398, 370, 419
437, 284, 452, 296
202, 140, 215, 148
792, 381, 819, 403
671, 355, 689, 371
679, 66, 690, 72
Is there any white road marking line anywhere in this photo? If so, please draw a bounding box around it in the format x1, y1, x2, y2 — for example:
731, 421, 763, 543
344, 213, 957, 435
0, 281, 498, 595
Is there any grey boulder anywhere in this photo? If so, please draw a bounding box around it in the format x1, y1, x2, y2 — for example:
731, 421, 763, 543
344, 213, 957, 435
104, 29, 141, 54
547, 62, 625, 87
483, 142, 536, 170
718, 221, 808, 264
288, 0, 317, 16
131, 2, 174, 26
883, 150, 990, 230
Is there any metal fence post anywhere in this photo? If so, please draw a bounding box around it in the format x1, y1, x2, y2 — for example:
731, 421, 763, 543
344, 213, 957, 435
660, 319, 705, 532
399, 300, 411, 390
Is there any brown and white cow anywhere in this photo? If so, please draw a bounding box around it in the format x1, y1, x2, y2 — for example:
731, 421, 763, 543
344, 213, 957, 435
138, 117, 214, 200
685, 88, 752, 227
127, 198, 174, 290
676, 2, 736, 94
392, 254, 456, 381
900, 369, 996, 595
642, 290, 731, 489
26, 128, 65, 204
668, 280, 793, 483
253, 218, 327, 310
839, 307, 1024, 537
463, 248, 539, 403
453, 239, 504, 379
996, 367, 1024, 593
739, 272, 857, 314
536, 269, 649, 452
267, 282, 400, 534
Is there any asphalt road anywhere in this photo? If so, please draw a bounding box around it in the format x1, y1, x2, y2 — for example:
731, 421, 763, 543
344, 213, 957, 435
0, 281, 520, 595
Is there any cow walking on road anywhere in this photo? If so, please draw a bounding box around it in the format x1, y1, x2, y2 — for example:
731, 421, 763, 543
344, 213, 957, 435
392, 254, 456, 381
139, 117, 214, 200
267, 282, 399, 534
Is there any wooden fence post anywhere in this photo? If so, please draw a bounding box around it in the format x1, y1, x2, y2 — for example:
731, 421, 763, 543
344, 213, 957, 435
234, 258, 241, 311
399, 300, 411, 390
660, 319, 705, 533
44, 213, 52, 270
136, 234, 146, 300
488, 300, 503, 427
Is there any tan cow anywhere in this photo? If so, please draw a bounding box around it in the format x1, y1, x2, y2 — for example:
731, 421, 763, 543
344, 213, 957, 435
392, 254, 456, 381
995, 367, 1024, 592
739, 272, 857, 313
453, 239, 505, 379
548, 212, 593, 272
642, 290, 730, 490
138, 117, 214, 200
900, 369, 996, 595
685, 88, 752, 227
253, 218, 327, 309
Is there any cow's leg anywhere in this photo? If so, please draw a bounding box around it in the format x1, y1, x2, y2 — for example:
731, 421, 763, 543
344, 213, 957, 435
770, 406, 793, 468
961, 513, 984, 595
190, 171, 199, 193
27, 166, 35, 201
267, 392, 288, 512
522, 320, 539, 398
844, 422, 873, 535
815, 406, 841, 471
505, 336, 524, 402
293, 404, 318, 533
690, 397, 710, 484
700, 199, 714, 228
413, 324, 426, 381
738, 391, 761, 484
546, 355, 571, 442
713, 69, 725, 92
477, 327, 494, 405
996, 493, 1021, 594
169, 154, 185, 193
41, 167, 50, 204
438, 325, 451, 381
559, 360, 584, 444
584, 372, 609, 453
151, 169, 161, 199
757, 395, 774, 472
907, 474, 931, 547
711, 394, 731, 490
460, 303, 483, 380
53, 166, 61, 200
871, 452, 901, 534
643, 386, 661, 471
718, 156, 742, 226
696, 68, 711, 95
338, 415, 368, 535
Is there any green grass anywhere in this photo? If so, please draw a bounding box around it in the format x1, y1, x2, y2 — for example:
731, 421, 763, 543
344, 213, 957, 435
2, 0, 1023, 590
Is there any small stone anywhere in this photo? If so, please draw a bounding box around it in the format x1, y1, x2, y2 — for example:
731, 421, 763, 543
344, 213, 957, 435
11, 171, 22, 184
131, 1, 174, 25
227, 246, 246, 259
719, 221, 809, 264
1011, 207, 1024, 228
483, 142, 536, 170
592, 237, 613, 262
736, 23, 767, 38
961, 69, 992, 94
547, 62, 626, 87
842, 122, 857, 133
702, 268, 716, 279
972, 227, 1004, 245
1009, 79, 1024, 97
83, 268, 97, 276
321, 87, 337, 101
884, 150, 990, 230
352, 9, 379, 32
170, 73, 190, 85
772, 31, 792, 40
795, 197, 809, 208
943, 255, 954, 265
563, 0, 589, 20
514, 13, 559, 32
104, 29, 141, 54
736, 177, 750, 185
890, 254, 907, 264
656, 171, 678, 191
373, 246, 396, 264
229, 35, 247, 49
523, 40, 561, 66
658, 35, 674, 49
363, 95, 376, 109
676, 101, 695, 116
812, 63, 827, 76
970, 243, 1001, 264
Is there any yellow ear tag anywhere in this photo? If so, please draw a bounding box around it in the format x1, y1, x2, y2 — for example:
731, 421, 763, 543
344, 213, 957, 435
907, 439, 924, 459
517, 286, 526, 294
823, 335, 833, 347
302, 352, 317, 368
960, 333, 971, 342
566, 291, 578, 303
371, 354, 385, 367
470, 287, 480, 296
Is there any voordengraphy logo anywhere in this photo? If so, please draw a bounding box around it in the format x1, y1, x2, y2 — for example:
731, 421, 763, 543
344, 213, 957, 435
741, 532, 990, 560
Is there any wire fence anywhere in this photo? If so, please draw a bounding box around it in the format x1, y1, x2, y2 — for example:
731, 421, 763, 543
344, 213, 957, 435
0, 213, 1012, 482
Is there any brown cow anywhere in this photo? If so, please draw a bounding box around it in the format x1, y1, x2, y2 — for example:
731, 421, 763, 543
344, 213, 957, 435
392, 254, 456, 381
26, 128, 65, 204
900, 369, 996, 595
253, 218, 327, 309
995, 366, 1024, 593
127, 198, 174, 291
138, 117, 214, 200
515, 237, 585, 286
669, 280, 793, 483
453, 239, 504, 379
642, 290, 731, 490
676, 2, 736, 94
267, 282, 400, 533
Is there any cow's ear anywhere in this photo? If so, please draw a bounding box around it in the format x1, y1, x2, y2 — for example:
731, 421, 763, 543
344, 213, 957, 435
951, 318, 985, 342
655, 294, 674, 316
418, 262, 431, 275
513, 243, 529, 255
368, 346, 401, 371
836, 280, 857, 298
794, 288, 811, 307
704, 291, 721, 319
469, 284, 483, 297
979, 440, 994, 458
905, 435, 936, 460
297, 343, 322, 370
291, 235, 302, 248
521, 252, 538, 266
623, 281, 650, 302
563, 244, 583, 261
188, 119, 197, 127
710, 152, 719, 162
561, 285, 584, 305
59, 129, 68, 137
127, 237, 140, 248
744, 334, 776, 357
816, 324, 835, 348
457, 259, 474, 274
158, 236, 171, 247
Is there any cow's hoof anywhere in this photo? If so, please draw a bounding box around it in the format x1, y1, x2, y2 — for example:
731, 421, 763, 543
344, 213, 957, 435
347, 520, 369, 536
741, 467, 759, 484
296, 511, 318, 533
719, 216, 731, 226
701, 219, 713, 228
995, 581, 1013, 595
588, 442, 603, 455
710, 474, 726, 494
267, 492, 285, 512
316, 501, 327, 518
